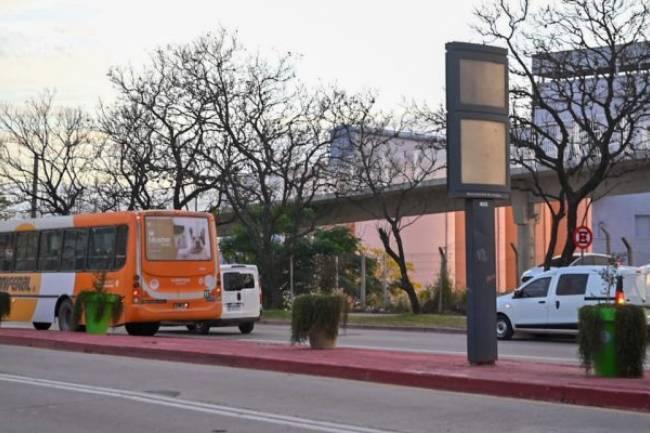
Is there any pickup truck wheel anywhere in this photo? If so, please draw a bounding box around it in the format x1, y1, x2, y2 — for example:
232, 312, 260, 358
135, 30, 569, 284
496, 314, 513, 340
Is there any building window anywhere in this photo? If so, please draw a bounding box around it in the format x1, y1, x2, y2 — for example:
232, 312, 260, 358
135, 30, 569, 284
635, 215, 650, 238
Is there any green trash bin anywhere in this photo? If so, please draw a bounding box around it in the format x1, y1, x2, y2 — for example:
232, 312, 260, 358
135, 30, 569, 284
594, 306, 617, 377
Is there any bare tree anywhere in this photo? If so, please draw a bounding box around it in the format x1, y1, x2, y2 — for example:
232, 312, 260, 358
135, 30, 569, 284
475, 0, 650, 267
99, 47, 222, 212
96, 100, 169, 211
329, 94, 444, 313
177, 30, 340, 307
0, 91, 97, 216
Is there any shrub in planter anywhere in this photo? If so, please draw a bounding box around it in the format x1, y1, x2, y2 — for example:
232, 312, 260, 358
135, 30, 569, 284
0, 291, 10, 322
290, 293, 348, 349
578, 304, 647, 377
72, 273, 123, 335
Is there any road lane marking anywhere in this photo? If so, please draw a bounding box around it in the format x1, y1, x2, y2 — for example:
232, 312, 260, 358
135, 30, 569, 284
0, 373, 403, 433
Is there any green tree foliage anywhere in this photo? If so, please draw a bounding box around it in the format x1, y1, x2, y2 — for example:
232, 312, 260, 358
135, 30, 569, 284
221, 223, 381, 304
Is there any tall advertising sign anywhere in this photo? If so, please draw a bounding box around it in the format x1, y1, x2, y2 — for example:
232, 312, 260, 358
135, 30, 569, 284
446, 42, 509, 365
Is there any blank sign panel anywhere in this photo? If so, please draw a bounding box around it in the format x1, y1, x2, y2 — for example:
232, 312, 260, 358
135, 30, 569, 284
460, 119, 507, 186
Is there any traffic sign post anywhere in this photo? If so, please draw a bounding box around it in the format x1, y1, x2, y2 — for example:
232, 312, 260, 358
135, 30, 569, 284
573, 226, 593, 252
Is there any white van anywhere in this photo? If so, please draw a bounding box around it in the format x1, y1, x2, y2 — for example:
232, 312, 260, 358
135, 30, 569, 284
188, 264, 262, 334
496, 265, 650, 340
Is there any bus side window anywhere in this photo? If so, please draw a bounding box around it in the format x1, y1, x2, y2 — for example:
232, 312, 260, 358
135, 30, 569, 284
75, 229, 89, 270
0, 232, 15, 272
15, 231, 39, 272
61, 229, 87, 271
114, 225, 128, 269
38, 230, 63, 272
88, 227, 116, 271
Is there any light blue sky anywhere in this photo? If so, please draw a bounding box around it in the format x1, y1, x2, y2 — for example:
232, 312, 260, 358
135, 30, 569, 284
0, 0, 483, 110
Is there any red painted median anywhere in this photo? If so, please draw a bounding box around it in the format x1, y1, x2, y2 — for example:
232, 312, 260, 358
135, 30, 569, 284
0, 327, 648, 412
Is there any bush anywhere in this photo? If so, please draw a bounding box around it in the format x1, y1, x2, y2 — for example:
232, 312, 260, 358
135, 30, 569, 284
0, 291, 10, 321
290, 293, 347, 344
385, 294, 411, 313
578, 304, 647, 377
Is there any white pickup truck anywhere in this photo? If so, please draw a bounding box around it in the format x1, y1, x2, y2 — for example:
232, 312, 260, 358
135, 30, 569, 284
496, 265, 650, 340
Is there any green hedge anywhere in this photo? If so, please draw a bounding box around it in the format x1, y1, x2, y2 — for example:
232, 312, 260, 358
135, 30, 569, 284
578, 304, 647, 377
0, 291, 10, 321
290, 293, 347, 344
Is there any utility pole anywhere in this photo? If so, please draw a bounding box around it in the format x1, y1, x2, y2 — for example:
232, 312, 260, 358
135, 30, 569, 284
360, 255, 366, 308
30, 154, 38, 218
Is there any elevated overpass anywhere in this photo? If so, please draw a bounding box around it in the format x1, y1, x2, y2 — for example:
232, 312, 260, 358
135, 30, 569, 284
218, 158, 650, 274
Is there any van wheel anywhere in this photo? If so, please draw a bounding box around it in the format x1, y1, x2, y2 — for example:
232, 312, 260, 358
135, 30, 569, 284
33, 322, 51, 331
196, 322, 210, 335
125, 322, 160, 336
238, 322, 255, 334
57, 298, 75, 331
496, 314, 513, 340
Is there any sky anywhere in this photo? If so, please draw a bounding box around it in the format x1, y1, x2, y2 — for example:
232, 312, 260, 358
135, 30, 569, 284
0, 0, 484, 111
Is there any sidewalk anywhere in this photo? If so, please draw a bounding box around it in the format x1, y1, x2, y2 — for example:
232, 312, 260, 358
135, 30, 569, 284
0, 327, 648, 412
259, 318, 466, 334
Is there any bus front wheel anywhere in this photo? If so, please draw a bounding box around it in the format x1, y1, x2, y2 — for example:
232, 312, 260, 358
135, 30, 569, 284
33, 322, 51, 331
125, 322, 160, 337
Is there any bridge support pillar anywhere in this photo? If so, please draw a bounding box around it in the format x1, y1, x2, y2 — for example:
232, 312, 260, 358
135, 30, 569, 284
512, 190, 537, 282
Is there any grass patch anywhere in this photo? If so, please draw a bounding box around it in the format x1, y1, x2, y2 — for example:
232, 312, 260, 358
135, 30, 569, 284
263, 309, 466, 329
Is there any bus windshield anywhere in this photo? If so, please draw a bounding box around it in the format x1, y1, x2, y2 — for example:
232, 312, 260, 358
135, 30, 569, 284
145, 216, 211, 261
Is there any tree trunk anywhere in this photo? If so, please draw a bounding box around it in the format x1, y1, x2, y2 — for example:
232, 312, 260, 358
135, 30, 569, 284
560, 199, 580, 265
377, 226, 421, 314
543, 209, 564, 270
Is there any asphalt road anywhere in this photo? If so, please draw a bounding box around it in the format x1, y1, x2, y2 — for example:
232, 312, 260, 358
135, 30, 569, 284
159, 322, 585, 364
1, 345, 649, 433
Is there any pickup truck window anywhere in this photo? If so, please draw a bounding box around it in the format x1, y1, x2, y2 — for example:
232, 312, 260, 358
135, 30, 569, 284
519, 277, 551, 298
556, 274, 588, 296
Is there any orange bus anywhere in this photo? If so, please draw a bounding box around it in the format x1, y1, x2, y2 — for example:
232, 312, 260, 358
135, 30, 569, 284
0, 210, 222, 336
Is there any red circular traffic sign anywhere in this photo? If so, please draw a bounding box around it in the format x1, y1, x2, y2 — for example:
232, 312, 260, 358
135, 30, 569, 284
573, 225, 593, 250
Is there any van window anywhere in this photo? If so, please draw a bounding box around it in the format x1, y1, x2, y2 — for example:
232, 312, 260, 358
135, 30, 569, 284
519, 277, 551, 298
223, 272, 255, 291
556, 274, 588, 296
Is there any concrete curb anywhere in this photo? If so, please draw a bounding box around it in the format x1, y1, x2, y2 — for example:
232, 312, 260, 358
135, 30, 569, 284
1, 330, 648, 412
259, 319, 467, 334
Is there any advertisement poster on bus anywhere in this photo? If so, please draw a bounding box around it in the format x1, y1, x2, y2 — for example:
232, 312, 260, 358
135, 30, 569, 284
146, 217, 211, 261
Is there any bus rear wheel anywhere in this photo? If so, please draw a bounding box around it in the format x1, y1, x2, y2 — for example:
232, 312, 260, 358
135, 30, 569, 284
196, 322, 210, 335
57, 298, 75, 331
125, 322, 160, 337
33, 322, 51, 331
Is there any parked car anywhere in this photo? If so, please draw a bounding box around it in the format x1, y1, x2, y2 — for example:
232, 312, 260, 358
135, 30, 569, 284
497, 265, 650, 340
188, 264, 262, 335
520, 253, 613, 283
